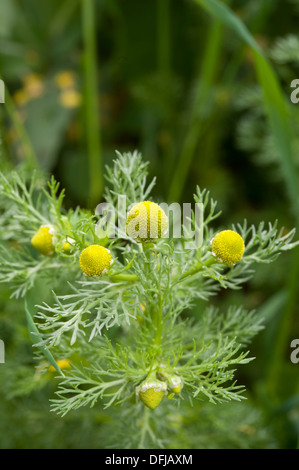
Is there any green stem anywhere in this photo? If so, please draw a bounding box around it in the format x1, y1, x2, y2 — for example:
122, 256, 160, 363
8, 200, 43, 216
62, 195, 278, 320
138, 407, 151, 449
81, 0, 103, 208
109, 255, 216, 286
109, 273, 139, 283
153, 297, 163, 349
177, 255, 215, 283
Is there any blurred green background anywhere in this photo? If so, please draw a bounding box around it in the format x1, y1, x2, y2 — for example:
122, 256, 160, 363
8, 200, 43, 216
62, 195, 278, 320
1, 0, 299, 449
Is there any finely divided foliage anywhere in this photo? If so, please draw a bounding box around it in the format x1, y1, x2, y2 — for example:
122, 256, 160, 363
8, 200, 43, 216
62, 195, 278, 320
0, 151, 297, 446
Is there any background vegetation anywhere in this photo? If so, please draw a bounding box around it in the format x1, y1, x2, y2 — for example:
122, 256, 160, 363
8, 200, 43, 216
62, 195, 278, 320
0, 0, 299, 449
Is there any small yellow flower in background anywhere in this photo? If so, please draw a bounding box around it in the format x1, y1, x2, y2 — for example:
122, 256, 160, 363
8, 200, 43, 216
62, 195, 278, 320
59, 89, 82, 109
136, 303, 146, 324
79, 245, 113, 277
31, 225, 55, 256
6, 126, 19, 143
13, 89, 29, 107
126, 201, 168, 243
136, 377, 167, 410
211, 230, 245, 267
54, 70, 76, 90
13, 73, 44, 107
63, 242, 72, 253
54, 70, 81, 109
22, 73, 44, 99
62, 237, 75, 254
48, 359, 71, 372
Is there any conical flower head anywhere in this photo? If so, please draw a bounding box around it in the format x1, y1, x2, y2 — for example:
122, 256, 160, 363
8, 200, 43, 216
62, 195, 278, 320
126, 201, 168, 243
79, 245, 113, 277
211, 230, 245, 267
31, 224, 55, 256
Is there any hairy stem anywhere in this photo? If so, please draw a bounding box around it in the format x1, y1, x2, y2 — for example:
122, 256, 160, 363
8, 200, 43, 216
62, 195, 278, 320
177, 255, 216, 283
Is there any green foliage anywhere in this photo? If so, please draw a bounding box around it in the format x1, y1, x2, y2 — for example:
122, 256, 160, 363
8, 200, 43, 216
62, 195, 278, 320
1, 0, 299, 451
0, 151, 297, 448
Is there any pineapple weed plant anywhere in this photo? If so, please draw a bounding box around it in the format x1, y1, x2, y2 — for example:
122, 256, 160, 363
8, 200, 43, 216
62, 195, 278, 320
0, 150, 298, 449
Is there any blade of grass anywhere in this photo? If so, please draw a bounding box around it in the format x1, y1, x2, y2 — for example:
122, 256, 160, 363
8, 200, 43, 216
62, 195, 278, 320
81, 0, 103, 208
194, 0, 299, 213
24, 293, 64, 377
194, 0, 299, 403
253, 51, 298, 213
254, 53, 299, 400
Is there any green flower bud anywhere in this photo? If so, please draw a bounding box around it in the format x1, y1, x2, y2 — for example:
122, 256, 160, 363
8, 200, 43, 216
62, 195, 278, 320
136, 377, 167, 410
167, 375, 183, 394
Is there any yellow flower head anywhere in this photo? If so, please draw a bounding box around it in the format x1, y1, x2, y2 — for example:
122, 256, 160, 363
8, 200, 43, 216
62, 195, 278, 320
126, 201, 168, 243
63, 242, 72, 253
79, 244, 113, 277
31, 225, 55, 256
136, 378, 167, 410
23, 73, 44, 99
13, 89, 29, 107
59, 89, 82, 108
211, 230, 245, 267
62, 237, 75, 254
48, 359, 71, 372
54, 70, 76, 90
